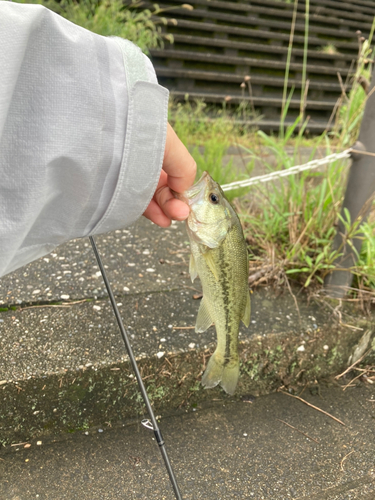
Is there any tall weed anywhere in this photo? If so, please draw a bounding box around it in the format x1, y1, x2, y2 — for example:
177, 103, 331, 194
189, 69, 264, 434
240, 22, 375, 293
240, 126, 349, 285
169, 98, 257, 200
192, 139, 253, 202
356, 213, 375, 289
332, 25, 375, 146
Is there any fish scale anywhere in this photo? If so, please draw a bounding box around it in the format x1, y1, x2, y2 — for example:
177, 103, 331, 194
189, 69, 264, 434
177, 171, 250, 395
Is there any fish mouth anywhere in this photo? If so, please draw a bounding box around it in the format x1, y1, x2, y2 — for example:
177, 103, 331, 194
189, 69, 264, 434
176, 171, 210, 207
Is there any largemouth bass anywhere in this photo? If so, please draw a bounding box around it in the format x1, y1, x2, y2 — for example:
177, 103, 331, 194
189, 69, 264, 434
178, 172, 250, 395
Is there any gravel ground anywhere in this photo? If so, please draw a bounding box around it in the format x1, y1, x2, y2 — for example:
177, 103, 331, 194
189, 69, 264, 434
0, 218, 189, 306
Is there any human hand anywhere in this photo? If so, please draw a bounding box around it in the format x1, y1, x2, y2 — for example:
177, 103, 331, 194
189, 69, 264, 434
143, 123, 196, 227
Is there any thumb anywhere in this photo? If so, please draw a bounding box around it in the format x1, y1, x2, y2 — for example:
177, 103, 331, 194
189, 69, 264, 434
163, 123, 196, 193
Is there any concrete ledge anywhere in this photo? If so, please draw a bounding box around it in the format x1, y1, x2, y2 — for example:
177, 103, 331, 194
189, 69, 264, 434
0, 218, 373, 445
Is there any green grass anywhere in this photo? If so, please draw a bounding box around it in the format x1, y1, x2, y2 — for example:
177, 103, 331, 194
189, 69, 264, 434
190, 138, 253, 202
331, 31, 375, 146
236, 25, 375, 293
169, 97, 261, 147
14, 0, 171, 53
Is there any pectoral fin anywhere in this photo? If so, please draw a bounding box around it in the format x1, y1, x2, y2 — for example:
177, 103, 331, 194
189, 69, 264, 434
203, 251, 219, 281
241, 291, 251, 327
195, 297, 213, 333
189, 253, 198, 283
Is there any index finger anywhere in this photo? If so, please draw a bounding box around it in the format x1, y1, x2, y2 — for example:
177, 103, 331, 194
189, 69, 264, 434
162, 123, 197, 193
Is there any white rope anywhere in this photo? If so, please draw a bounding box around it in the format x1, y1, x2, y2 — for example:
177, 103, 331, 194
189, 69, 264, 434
221, 148, 352, 192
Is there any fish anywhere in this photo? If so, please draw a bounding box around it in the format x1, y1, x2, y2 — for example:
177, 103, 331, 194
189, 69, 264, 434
177, 171, 250, 395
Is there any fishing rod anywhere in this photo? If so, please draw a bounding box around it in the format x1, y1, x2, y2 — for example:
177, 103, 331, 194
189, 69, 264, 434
89, 236, 183, 500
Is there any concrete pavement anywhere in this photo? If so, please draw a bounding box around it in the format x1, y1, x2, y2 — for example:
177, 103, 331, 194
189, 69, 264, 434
1, 383, 374, 499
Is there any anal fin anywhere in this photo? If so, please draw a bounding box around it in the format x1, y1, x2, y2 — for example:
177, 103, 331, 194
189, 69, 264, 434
195, 297, 213, 333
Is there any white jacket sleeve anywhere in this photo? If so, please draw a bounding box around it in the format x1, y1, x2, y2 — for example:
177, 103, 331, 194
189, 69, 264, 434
0, 2, 169, 277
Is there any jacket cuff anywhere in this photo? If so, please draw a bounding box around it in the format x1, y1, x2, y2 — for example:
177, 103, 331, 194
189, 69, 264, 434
92, 80, 169, 235
89, 38, 169, 235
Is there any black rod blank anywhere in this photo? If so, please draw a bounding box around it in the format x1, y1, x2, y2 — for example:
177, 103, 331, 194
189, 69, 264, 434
89, 236, 183, 500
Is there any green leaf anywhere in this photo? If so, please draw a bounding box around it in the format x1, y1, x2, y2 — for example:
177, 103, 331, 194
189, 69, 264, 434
305, 255, 313, 267
315, 253, 325, 265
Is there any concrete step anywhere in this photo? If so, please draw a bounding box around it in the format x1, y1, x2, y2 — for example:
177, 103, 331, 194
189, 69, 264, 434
164, 18, 361, 51
162, 0, 374, 32
311, 0, 375, 16
151, 1, 361, 39
151, 49, 350, 78
157, 66, 345, 92
0, 218, 372, 445
170, 34, 355, 67
148, 0, 372, 131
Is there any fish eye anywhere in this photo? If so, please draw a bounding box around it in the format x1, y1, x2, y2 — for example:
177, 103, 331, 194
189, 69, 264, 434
209, 193, 219, 204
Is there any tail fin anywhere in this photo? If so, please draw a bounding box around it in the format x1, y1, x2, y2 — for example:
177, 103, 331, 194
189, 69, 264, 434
221, 361, 240, 395
201, 351, 240, 395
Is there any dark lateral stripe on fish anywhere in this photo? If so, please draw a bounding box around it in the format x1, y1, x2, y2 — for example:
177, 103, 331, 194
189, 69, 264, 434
218, 242, 232, 366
